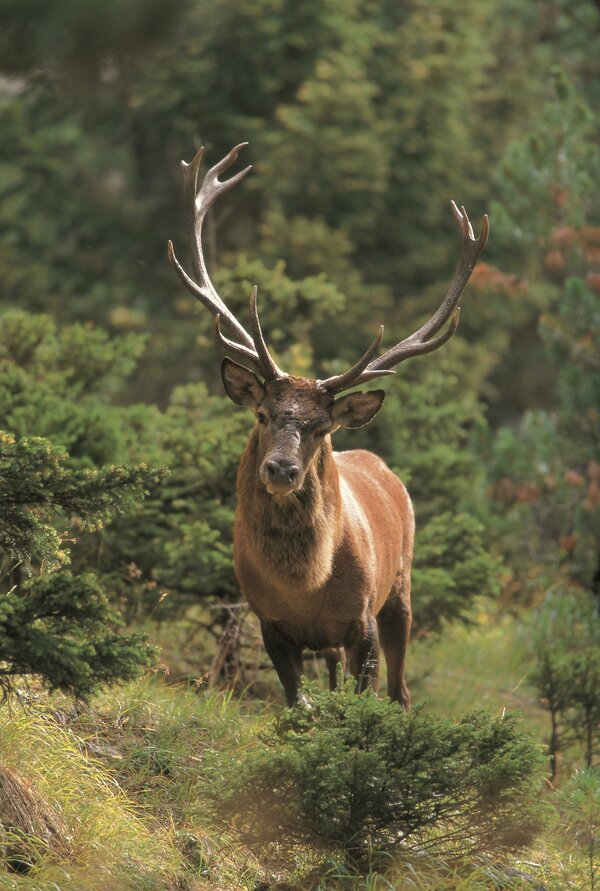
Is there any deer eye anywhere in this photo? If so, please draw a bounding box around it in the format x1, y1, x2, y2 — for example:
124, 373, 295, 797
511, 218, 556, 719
256, 409, 268, 425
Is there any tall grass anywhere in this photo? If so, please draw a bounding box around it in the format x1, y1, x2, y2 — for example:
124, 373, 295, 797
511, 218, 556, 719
0, 679, 275, 889
0, 612, 593, 889
0, 699, 183, 889
409, 603, 544, 724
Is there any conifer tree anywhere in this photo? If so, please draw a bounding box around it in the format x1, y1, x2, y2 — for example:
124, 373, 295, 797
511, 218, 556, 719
220, 681, 546, 859
0, 311, 159, 696
0, 431, 158, 697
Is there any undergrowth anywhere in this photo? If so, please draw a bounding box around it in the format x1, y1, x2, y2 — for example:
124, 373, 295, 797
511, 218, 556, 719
219, 680, 548, 859
0, 614, 595, 889
0, 696, 183, 888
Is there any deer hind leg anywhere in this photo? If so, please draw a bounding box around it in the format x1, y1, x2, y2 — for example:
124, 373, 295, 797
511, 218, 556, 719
322, 647, 346, 691
260, 621, 303, 706
347, 615, 380, 694
377, 572, 412, 710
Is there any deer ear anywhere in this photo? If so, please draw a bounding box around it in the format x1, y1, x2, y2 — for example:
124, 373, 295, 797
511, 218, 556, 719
221, 358, 265, 408
331, 389, 385, 429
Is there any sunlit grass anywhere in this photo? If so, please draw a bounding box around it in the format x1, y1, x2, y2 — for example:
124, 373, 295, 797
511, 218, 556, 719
67, 678, 273, 888
0, 611, 593, 889
295, 852, 569, 890
0, 698, 184, 889
0, 677, 277, 889
409, 603, 545, 728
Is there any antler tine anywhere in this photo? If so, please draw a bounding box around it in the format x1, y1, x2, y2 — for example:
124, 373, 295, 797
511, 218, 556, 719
328, 204, 488, 393
167, 238, 256, 352
193, 142, 253, 221
249, 286, 285, 381
369, 205, 488, 370
168, 143, 256, 352
385, 307, 461, 363
214, 315, 267, 374
318, 325, 394, 393
397, 203, 488, 347
169, 143, 286, 382
171, 149, 487, 395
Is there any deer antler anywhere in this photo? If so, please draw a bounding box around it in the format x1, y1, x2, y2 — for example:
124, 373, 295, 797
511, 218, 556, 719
318, 202, 488, 393
170, 144, 488, 393
168, 144, 285, 381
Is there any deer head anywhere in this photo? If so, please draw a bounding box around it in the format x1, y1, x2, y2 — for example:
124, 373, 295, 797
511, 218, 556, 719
168, 144, 488, 497
221, 366, 384, 495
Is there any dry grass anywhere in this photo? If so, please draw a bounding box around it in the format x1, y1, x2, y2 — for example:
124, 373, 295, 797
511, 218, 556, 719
0, 700, 184, 889
0, 765, 67, 847
0, 763, 71, 876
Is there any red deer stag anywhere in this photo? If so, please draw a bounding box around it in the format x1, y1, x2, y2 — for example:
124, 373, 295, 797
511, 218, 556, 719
168, 144, 488, 708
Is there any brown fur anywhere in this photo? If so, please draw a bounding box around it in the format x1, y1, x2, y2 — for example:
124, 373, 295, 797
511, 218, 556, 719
229, 373, 414, 708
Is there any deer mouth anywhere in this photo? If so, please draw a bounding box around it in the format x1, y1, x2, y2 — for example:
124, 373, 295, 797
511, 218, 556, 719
264, 481, 299, 498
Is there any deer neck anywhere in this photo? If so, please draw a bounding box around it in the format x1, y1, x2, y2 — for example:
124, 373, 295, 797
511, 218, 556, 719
236, 429, 342, 591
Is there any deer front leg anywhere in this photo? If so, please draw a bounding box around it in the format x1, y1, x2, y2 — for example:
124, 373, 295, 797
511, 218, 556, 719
322, 647, 346, 691
260, 621, 303, 706
377, 580, 412, 710
347, 615, 380, 694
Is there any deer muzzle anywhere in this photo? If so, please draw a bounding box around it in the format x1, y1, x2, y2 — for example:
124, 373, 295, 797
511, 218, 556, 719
260, 455, 302, 496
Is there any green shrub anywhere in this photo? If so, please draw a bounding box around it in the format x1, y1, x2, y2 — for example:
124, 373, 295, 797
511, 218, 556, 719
0, 424, 160, 697
527, 588, 600, 777
557, 768, 600, 891
0, 570, 155, 698
219, 681, 547, 860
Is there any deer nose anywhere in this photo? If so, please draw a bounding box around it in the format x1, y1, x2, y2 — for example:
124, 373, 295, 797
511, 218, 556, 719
265, 458, 300, 486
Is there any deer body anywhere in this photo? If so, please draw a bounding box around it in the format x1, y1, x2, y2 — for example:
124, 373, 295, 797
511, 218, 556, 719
238, 436, 413, 621
222, 372, 414, 705
168, 143, 488, 706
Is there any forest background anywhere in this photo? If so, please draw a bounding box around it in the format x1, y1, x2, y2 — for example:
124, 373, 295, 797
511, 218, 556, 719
0, 0, 599, 888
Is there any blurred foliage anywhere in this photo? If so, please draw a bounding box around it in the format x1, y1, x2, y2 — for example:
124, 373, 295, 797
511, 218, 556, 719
557, 768, 600, 890
527, 589, 600, 777
0, 0, 192, 76
101, 382, 252, 621
0, 310, 148, 463
478, 72, 600, 634
1, 0, 597, 399
0, 429, 158, 568
492, 72, 600, 260
0, 0, 599, 684
486, 211, 600, 788
0, 311, 161, 695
